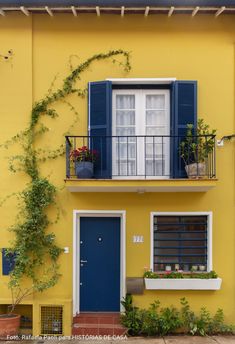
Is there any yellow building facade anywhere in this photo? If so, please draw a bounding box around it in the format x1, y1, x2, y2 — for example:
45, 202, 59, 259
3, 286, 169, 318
0, 1, 235, 335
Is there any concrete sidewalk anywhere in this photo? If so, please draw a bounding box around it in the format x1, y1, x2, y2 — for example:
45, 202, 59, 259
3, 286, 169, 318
126, 336, 235, 343
81, 336, 234, 343
2, 336, 235, 344
72, 336, 235, 343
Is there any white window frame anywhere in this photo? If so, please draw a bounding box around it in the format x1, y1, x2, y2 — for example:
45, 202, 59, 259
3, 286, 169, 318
112, 89, 170, 180
150, 212, 213, 273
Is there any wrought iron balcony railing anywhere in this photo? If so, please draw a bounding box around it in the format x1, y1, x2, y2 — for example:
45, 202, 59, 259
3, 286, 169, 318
65, 135, 216, 179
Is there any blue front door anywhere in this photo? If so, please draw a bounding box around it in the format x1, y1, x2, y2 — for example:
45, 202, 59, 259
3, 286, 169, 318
80, 217, 121, 312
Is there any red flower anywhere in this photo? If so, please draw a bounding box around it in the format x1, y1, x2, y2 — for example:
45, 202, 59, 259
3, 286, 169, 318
70, 146, 98, 162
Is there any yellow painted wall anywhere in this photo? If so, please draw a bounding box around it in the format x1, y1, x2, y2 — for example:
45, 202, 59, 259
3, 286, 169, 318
0, 13, 235, 334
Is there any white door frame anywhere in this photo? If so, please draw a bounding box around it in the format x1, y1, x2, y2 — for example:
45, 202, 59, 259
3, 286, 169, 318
73, 210, 126, 315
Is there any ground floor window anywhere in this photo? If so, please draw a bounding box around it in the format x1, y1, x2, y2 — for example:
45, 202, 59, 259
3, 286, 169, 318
152, 213, 212, 272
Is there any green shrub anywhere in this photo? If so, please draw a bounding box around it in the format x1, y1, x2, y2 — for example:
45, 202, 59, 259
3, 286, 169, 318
121, 293, 134, 313
158, 305, 182, 335
141, 301, 162, 336
121, 295, 235, 337
121, 294, 144, 336
180, 298, 235, 336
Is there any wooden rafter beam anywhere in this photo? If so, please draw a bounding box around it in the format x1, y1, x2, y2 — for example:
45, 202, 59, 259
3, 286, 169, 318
215, 6, 226, 17
96, 6, 100, 16
20, 6, 29, 16
144, 6, 150, 16
45, 6, 53, 16
71, 6, 77, 16
168, 6, 174, 16
192, 6, 200, 16
121, 6, 125, 17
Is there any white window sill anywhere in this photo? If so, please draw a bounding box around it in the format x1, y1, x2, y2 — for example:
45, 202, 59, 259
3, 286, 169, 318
144, 278, 222, 290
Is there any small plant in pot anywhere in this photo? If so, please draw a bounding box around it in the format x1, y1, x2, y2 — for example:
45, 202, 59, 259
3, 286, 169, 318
70, 146, 98, 179
0, 285, 32, 339
0, 251, 21, 339
179, 119, 216, 179
0, 275, 60, 338
0, 244, 62, 338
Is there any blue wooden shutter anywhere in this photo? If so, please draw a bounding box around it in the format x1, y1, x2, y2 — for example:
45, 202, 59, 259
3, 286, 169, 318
171, 81, 197, 178
88, 81, 112, 179
2, 248, 15, 275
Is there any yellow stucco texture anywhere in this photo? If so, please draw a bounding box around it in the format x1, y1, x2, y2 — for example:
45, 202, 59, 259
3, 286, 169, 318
0, 13, 235, 334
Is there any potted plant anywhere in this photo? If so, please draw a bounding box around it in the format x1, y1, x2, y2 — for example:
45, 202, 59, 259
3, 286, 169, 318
70, 146, 98, 179
0, 231, 62, 338
179, 119, 216, 178
0, 273, 61, 338
0, 285, 32, 339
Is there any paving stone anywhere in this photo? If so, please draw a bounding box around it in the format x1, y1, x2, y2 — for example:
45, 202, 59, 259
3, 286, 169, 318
211, 336, 235, 344
58, 338, 164, 344
164, 335, 216, 344
124, 338, 165, 344
1, 336, 235, 344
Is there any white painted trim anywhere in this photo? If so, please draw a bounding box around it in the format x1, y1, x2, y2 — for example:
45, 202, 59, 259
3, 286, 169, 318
150, 213, 154, 271
168, 6, 174, 16
88, 82, 91, 133
207, 212, 213, 271
145, 277, 222, 290
71, 6, 77, 16
1, 6, 235, 16
192, 6, 200, 16
96, 6, 101, 16
73, 210, 126, 316
144, 6, 150, 16
215, 6, 225, 17
73, 210, 78, 315
150, 211, 213, 273
121, 6, 125, 16
106, 78, 177, 84
45, 6, 53, 16
20, 6, 29, 16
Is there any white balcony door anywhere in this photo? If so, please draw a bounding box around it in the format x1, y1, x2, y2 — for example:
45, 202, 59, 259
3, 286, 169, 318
112, 89, 170, 179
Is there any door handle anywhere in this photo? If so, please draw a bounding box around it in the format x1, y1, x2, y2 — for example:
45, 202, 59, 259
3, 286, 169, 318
80, 260, 88, 263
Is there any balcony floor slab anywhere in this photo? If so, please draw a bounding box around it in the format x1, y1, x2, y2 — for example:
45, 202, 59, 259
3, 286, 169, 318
65, 179, 217, 193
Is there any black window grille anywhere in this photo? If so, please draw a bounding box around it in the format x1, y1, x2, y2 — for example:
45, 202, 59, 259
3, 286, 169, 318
154, 215, 208, 272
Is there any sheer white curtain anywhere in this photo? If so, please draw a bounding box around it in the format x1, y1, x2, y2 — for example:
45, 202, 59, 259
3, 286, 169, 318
114, 95, 136, 176
145, 94, 168, 176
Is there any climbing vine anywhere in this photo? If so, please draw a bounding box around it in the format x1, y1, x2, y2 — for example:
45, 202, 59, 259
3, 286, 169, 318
1, 50, 131, 307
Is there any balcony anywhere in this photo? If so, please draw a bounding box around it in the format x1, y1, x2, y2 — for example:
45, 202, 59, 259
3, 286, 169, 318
65, 135, 217, 193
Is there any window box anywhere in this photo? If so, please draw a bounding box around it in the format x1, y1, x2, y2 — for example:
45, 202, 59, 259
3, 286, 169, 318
144, 277, 222, 290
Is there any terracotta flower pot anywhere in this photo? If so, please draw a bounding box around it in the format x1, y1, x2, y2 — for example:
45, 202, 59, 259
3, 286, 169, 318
0, 314, 20, 339
185, 162, 206, 179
